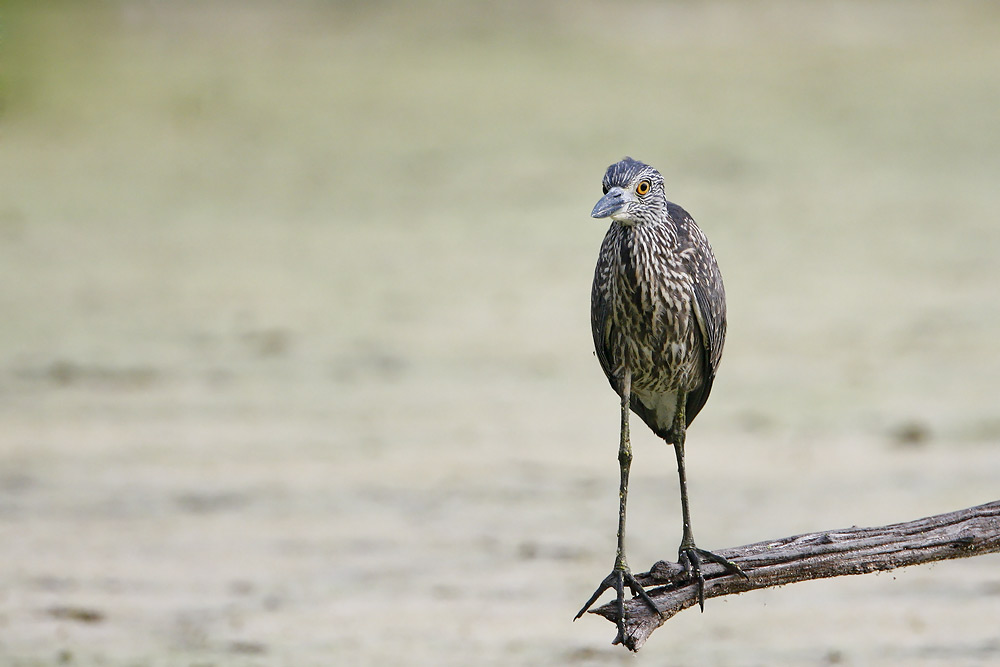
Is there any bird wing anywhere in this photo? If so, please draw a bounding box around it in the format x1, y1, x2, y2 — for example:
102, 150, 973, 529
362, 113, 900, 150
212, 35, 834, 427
668, 202, 727, 424
590, 231, 620, 395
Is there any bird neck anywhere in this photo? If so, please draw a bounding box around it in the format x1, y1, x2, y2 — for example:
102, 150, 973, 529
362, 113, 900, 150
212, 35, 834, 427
615, 217, 678, 250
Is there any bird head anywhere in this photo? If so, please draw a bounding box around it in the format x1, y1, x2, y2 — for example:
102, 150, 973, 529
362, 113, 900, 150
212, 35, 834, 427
591, 157, 666, 226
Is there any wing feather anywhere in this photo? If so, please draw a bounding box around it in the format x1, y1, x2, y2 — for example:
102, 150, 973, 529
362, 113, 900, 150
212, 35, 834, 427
668, 202, 726, 424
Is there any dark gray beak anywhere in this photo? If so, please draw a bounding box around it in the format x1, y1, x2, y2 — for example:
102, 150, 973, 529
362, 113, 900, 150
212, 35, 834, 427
591, 187, 626, 219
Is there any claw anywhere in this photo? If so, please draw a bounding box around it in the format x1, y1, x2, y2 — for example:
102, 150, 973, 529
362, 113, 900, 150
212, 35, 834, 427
679, 546, 748, 612
575, 568, 661, 641
679, 548, 706, 611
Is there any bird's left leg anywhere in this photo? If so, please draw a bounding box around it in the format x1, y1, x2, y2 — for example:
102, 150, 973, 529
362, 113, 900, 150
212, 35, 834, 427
575, 369, 660, 640
671, 392, 748, 611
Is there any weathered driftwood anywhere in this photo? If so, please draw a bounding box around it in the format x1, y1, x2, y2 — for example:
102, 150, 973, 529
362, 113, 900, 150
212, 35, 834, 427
590, 500, 1000, 651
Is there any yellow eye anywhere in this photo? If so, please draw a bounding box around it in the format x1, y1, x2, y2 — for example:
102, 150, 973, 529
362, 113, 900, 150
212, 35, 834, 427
635, 180, 651, 196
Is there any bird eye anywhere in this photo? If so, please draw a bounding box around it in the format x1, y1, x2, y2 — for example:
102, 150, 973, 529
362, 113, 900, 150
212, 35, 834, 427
635, 180, 651, 196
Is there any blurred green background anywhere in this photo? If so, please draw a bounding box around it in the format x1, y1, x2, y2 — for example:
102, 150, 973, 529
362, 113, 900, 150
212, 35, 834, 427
1, 1, 999, 665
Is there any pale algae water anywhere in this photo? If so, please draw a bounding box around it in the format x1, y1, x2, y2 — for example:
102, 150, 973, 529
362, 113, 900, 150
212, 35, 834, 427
1, 2, 999, 665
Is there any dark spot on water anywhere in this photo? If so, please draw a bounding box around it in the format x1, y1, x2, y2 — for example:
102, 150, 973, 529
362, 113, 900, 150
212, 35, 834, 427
229, 640, 268, 655
175, 491, 249, 514
48, 606, 105, 624
890, 421, 930, 448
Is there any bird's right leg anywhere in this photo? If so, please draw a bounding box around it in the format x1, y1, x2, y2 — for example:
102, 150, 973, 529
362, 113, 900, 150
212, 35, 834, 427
575, 369, 660, 640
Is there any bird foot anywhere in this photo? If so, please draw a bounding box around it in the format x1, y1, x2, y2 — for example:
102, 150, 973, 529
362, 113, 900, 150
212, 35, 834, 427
574, 567, 661, 642
679, 545, 749, 612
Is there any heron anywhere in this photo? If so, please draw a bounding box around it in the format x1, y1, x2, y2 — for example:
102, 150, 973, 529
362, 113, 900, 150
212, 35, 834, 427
575, 157, 747, 639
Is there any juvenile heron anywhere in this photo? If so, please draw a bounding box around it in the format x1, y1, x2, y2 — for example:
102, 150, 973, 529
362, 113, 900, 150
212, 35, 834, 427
575, 157, 747, 637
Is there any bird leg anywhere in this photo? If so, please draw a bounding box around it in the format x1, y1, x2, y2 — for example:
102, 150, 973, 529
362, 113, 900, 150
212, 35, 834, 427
671, 392, 748, 611
575, 369, 660, 641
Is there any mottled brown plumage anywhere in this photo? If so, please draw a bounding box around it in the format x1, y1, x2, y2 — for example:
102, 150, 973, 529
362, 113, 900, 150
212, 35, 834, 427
591, 158, 726, 442
576, 157, 746, 642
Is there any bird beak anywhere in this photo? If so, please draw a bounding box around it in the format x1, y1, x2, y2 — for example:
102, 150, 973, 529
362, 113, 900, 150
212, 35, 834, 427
591, 187, 627, 219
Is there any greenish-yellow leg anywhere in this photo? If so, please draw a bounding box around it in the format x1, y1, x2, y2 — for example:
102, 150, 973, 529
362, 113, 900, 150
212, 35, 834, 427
672, 391, 749, 611
575, 369, 660, 641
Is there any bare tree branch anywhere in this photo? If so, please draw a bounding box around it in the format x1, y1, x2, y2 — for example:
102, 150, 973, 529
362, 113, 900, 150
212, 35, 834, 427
589, 500, 1000, 651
